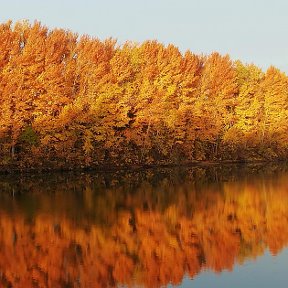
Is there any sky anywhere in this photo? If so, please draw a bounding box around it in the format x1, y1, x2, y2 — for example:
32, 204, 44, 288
1, 0, 288, 72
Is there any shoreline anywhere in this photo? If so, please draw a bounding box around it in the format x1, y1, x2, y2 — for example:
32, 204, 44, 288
0, 159, 285, 175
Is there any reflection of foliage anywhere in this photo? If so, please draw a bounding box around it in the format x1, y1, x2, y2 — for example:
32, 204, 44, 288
0, 165, 288, 287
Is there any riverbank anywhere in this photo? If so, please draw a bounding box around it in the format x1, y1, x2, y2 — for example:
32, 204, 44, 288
0, 158, 285, 174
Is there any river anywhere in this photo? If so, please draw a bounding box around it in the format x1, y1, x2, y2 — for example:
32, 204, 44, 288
0, 164, 287, 287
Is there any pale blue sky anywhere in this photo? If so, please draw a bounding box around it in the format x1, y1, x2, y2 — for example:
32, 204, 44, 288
1, 0, 288, 72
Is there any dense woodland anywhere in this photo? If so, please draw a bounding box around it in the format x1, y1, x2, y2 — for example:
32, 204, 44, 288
0, 166, 288, 287
1, 20, 288, 169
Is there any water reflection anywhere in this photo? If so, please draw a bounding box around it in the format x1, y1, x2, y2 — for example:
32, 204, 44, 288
0, 164, 288, 287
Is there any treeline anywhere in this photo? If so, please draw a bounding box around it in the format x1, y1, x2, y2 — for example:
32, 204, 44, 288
1, 166, 288, 287
1, 20, 288, 169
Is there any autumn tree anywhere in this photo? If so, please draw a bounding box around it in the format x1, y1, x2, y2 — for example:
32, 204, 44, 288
1, 20, 288, 167
195, 53, 238, 158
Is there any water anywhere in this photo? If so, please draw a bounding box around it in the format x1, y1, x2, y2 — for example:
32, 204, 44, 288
0, 164, 288, 287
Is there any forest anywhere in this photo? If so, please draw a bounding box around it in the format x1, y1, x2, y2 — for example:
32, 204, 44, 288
1, 20, 288, 170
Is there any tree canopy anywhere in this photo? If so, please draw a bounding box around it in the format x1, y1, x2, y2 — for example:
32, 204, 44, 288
1, 20, 288, 169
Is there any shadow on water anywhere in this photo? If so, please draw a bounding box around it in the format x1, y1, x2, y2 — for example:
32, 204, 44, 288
0, 163, 288, 287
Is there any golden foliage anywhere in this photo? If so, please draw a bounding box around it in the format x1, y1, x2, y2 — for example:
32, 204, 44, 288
0, 20, 288, 166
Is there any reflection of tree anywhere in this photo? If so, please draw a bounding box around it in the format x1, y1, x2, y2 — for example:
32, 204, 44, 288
0, 165, 288, 287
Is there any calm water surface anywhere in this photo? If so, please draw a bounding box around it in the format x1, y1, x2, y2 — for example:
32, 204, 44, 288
0, 164, 288, 287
